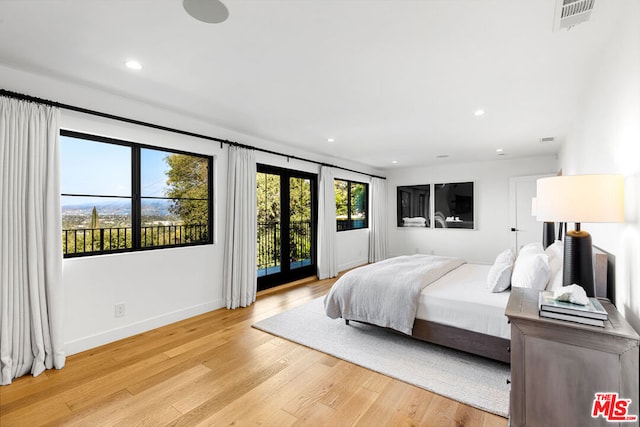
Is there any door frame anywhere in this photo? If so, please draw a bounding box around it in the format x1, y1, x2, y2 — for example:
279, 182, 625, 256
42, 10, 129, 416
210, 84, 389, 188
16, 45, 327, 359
508, 174, 554, 254
257, 164, 317, 291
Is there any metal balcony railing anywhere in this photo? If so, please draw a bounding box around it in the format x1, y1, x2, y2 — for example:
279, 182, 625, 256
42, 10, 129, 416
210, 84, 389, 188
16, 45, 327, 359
336, 218, 366, 231
289, 220, 312, 263
257, 220, 311, 275
62, 224, 208, 255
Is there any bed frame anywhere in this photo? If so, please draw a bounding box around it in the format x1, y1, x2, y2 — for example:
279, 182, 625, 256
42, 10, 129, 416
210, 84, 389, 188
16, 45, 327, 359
347, 248, 611, 364
412, 249, 610, 363
411, 317, 512, 363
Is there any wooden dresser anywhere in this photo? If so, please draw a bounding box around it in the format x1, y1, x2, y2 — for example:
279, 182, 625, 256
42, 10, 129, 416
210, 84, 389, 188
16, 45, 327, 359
505, 287, 639, 427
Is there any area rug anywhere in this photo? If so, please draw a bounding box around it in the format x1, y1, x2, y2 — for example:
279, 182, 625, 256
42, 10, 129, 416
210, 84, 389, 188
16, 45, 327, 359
253, 297, 510, 418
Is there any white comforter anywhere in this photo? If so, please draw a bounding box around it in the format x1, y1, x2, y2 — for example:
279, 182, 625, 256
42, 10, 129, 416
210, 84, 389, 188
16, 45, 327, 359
324, 254, 465, 335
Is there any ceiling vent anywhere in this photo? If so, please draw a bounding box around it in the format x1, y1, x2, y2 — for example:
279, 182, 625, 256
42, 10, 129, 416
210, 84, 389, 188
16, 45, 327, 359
553, 0, 595, 31
540, 137, 555, 144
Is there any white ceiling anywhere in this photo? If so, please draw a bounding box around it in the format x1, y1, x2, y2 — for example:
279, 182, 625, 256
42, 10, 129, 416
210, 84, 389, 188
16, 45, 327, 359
0, 0, 625, 170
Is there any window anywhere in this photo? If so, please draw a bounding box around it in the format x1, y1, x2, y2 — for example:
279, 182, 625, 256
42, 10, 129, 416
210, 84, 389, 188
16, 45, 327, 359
334, 179, 368, 231
60, 130, 212, 257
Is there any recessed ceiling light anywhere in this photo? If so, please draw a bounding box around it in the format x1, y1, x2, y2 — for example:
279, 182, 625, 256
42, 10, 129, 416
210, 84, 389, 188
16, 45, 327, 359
125, 60, 142, 70
391, 160, 398, 164
327, 138, 335, 143
474, 109, 485, 116
496, 148, 504, 153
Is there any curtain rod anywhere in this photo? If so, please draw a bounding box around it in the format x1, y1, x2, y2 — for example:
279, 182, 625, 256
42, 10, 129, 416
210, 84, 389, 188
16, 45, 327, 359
0, 89, 386, 180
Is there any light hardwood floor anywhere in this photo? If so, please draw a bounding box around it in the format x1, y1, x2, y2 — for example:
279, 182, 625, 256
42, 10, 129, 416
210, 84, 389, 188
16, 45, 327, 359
0, 277, 508, 426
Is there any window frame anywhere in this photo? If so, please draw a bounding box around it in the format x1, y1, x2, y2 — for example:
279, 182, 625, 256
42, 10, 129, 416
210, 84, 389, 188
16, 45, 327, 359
60, 129, 213, 258
334, 178, 369, 232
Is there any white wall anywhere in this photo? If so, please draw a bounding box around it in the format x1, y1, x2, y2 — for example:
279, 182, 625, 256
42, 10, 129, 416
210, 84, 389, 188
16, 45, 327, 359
386, 156, 558, 264
336, 229, 369, 271
559, 1, 640, 332
2, 64, 376, 354
60, 110, 228, 355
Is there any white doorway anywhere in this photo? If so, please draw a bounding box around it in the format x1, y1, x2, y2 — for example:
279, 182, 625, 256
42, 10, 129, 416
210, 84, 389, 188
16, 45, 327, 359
509, 174, 553, 254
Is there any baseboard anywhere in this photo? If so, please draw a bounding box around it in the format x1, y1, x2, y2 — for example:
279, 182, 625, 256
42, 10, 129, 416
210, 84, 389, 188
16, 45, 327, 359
64, 299, 224, 355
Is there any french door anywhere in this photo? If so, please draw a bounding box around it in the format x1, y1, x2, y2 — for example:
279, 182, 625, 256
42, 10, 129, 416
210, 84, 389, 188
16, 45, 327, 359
256, 165, 317, 291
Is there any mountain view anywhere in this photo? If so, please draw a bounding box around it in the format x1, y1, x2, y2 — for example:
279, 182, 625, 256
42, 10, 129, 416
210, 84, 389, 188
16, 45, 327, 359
61, 199, 176, 230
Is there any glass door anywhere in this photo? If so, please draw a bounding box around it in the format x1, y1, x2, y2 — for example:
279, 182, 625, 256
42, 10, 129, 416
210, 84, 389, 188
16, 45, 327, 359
256, 171, 281, 279
256, 165, 316, 291
288, 176, 313, 273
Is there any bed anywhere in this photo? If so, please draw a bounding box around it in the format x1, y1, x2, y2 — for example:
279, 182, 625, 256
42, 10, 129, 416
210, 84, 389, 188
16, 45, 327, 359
324, 246, 610, 364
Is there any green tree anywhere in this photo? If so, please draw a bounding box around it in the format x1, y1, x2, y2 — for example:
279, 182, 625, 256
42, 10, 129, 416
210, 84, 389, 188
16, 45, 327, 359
90, 206, 100, 229
351, 183, 366, 218
289, 177, 311, 222
164, 154, 209, 226
335, 180, 348, 218
257, 172, 281, 224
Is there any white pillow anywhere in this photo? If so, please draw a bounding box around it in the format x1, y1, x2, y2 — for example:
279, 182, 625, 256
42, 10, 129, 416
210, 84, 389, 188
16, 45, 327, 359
545, 239, 562, 256
487, 249, 515, 292
519, 242, 543, 256
511, 251, 551, 290
545, 240, 564, 291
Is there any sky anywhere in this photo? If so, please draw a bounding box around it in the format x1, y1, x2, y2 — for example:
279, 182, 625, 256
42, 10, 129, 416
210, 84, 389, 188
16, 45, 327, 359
60, 135, 171, 205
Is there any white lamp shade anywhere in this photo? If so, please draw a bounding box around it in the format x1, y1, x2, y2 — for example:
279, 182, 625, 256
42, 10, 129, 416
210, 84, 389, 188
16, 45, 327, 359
536, 174, 624, 223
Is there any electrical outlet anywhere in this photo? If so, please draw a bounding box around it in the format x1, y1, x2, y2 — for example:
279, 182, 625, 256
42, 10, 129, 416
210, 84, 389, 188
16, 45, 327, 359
115, 303, 125, 318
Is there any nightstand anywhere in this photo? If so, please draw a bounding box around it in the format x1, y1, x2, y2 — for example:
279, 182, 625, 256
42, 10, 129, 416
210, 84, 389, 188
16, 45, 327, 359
505, 287, 639, 427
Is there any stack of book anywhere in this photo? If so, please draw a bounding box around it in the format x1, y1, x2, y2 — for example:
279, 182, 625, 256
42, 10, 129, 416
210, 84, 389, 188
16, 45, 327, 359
538, 291, 608, 327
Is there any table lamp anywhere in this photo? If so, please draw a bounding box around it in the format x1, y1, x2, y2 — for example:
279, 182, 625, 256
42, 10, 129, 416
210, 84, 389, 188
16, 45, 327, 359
535, 174, 624, 297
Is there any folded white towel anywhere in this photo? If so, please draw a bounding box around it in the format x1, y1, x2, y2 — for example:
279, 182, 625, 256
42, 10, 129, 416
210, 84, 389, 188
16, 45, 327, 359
403, 217, 427, 224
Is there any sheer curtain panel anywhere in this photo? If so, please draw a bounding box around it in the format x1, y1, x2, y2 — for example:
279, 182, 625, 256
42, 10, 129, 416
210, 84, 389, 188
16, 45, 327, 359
317, 166, 337, 279
0, 97, 65, 385
223, 146, 257, 309
368, 177, 388, 263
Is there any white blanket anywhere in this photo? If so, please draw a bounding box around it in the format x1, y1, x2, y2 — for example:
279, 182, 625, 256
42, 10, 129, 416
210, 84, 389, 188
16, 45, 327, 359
324, 254, 465, 334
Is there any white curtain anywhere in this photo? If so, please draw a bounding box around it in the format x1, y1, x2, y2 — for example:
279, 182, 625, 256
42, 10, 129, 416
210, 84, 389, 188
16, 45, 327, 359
0, 97, 65, 385
223, 146, 257, 309
368, 177, 388, 263
317, 166, 337, 279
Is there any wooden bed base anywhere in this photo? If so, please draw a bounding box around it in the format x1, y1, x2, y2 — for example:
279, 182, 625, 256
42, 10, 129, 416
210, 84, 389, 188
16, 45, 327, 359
411, 249, 610, 364
411, 319, 511, 363
345, 249, 611, 365
344, 317, 511, 363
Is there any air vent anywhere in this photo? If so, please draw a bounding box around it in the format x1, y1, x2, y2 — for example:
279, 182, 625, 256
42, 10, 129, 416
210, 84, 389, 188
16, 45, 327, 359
553, 0, 595, 31
540, 137, 555, 144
